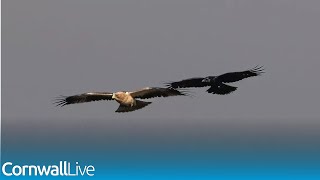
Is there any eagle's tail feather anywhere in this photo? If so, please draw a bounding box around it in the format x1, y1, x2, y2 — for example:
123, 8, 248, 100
115, 100, 152, 113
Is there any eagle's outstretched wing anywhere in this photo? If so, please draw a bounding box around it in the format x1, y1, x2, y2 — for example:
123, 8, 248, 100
54, 92, 113, 107
165, 77, 207, 89
130, 87, 187, 99
216, 66, 264, 83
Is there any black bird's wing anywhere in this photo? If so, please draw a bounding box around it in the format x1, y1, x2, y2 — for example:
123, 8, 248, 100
216, 66, 264, 83
130, 87, 187, 99
165, 77, 208, 89
54, 92, 113, 107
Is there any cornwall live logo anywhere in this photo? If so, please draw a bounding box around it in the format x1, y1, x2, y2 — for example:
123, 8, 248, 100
1, 161, 95, 177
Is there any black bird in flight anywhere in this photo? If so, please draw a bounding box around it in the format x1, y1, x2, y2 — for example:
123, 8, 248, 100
54, 87, 188, 113
165, 66, 264, 95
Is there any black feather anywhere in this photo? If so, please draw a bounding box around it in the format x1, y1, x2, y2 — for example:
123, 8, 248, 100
216, 66, 265, 83
164, 77, 208, 89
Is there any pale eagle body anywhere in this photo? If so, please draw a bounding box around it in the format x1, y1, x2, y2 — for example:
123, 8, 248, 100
166, 66, 264, 95
54, 87, 187, 113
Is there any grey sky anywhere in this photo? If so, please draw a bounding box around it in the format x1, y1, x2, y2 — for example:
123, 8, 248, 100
2, 0, 320, 120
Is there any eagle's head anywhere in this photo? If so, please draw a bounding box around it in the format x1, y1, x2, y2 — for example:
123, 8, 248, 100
113, 91, 128, 99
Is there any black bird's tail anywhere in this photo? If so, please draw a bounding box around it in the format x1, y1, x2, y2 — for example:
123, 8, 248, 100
206, 83, 237, 95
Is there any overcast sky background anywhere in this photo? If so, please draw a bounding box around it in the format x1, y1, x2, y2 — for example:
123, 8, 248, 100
2, 0, 320, 121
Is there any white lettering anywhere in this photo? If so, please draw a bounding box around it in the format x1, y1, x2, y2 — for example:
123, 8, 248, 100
51, 165, 59, 176
37, 166, 51, 176
59, 161, 63, 176
87, 165, 95, 176
28, 165, 37, 176
2, 162, 13, 176
1, 161, 95, 177
12, 165, 22, 176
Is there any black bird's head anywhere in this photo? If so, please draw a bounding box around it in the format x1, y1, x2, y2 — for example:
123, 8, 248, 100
202, 76, 216, 83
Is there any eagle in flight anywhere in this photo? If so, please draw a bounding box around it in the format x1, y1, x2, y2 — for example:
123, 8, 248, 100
165, 66, 264, 95
54, 87, 187, 113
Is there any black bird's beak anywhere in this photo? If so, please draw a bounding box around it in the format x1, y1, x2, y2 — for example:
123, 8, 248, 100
202, 78, 210, 83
